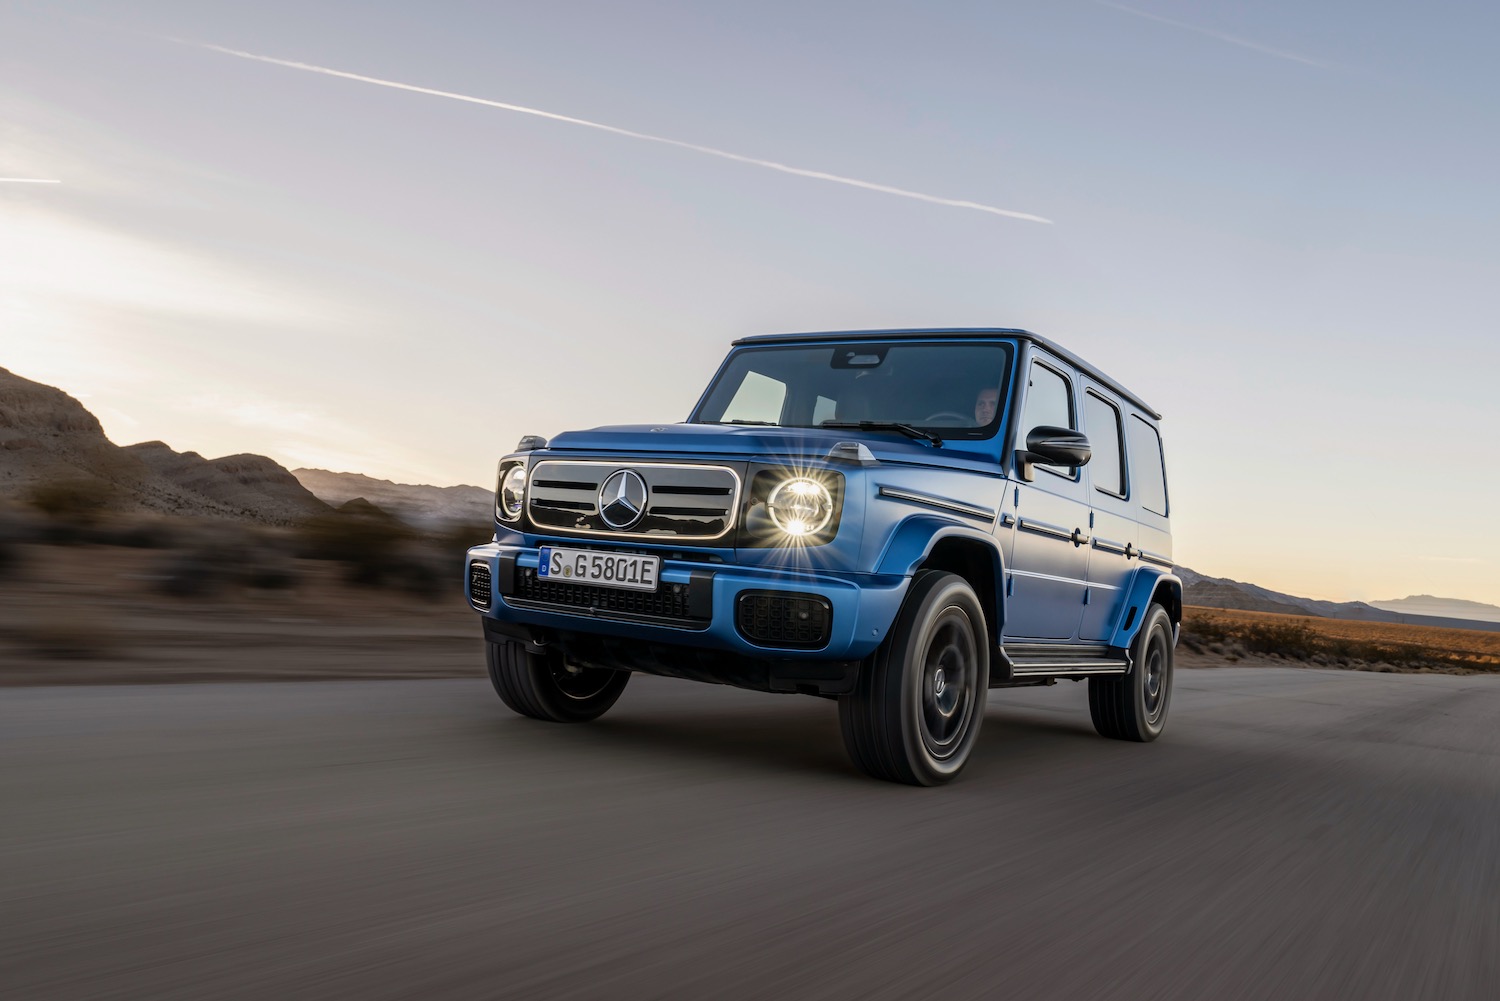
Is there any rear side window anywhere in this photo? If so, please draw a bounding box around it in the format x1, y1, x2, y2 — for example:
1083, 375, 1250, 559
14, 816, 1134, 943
1127, 416, 1168, 516
1019, 362, 1076, 478
1085, 393, 1124, 496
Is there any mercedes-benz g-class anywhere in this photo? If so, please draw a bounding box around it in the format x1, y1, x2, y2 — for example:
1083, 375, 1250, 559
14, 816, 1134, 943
465, 329, 1179, 785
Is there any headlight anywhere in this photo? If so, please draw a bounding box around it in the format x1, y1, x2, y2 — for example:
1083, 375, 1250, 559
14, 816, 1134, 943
766, 477, 834, 536
498, 464, 527, 522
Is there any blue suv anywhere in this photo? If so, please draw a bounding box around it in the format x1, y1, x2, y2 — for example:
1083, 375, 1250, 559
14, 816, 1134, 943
466, 329, 1180, 785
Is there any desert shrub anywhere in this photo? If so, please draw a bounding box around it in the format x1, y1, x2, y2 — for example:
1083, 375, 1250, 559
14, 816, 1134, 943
244, 556, 300, 590
295, 513, 407, 560
0, 509, 19, 577
146, 523, 304, 597
153, 549, 232, 598
26, 478, 117, 524
99, 518, 184, 550
386, 550, 450, 601
292, 511, 415, 589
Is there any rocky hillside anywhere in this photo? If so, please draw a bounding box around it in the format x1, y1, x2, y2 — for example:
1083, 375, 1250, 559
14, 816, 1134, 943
126, 442, 330, 523
292, 468, 491, 527
0, 366, 328, 524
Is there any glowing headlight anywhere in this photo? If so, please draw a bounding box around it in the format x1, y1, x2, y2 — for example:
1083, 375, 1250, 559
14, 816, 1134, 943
498, 464, 527, 521
767, 477, 833, 536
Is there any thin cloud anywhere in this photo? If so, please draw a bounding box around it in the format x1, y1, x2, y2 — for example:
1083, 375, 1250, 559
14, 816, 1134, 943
172, 38, 1051, 224
1094, 1, 1335, 70
0, 177, 62, 183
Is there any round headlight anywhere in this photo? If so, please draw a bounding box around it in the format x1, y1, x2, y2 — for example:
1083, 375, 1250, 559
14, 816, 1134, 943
499, 464, 527, 521
766, 477, 833, 536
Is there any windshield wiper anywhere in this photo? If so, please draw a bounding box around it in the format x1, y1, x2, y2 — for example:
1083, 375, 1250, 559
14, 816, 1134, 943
820, 421, 943, 446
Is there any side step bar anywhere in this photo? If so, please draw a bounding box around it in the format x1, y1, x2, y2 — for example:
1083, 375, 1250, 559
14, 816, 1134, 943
995, 642, 1131, 682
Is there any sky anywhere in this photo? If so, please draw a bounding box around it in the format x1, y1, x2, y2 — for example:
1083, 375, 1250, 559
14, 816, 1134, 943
2, 0, 1498, 605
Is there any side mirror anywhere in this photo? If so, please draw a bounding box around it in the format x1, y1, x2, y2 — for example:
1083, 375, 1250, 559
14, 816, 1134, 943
1016, 426, 1091, 482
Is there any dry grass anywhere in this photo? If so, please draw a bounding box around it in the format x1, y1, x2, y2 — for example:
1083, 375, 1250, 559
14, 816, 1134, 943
1182, 605, 1500, 674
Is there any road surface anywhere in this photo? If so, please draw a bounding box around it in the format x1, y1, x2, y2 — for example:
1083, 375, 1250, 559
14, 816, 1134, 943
3, 667, 1497, 1000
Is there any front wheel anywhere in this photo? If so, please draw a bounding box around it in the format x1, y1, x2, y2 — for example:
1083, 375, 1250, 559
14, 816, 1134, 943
486, 640, 629, 723
839, 571, 989, 785
1088, 603, 1174, 741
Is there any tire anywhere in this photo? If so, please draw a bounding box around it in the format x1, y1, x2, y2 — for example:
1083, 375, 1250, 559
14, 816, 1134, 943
1089, 603, 1174, 742
486, 640, 629, 723
838, 571, 989, 786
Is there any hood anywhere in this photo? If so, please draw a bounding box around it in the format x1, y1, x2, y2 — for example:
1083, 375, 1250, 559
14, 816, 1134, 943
542, 423, 1000, 469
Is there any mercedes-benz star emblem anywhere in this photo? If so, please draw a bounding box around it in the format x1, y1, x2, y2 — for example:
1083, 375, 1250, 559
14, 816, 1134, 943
598, 469, 648, 530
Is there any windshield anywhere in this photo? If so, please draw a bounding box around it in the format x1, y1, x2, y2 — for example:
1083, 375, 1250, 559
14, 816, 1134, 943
693, 341, 1016, 439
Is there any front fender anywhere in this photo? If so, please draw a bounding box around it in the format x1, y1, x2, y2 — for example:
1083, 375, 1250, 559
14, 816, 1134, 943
874, 514, 1004, 578
1109, 567, 1183, 650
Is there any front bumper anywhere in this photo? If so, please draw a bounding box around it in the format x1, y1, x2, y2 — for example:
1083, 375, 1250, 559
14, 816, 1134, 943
464, 541, 906, 662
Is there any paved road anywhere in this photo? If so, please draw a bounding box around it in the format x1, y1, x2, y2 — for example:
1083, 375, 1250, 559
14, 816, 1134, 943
4, 668, 1498, 1000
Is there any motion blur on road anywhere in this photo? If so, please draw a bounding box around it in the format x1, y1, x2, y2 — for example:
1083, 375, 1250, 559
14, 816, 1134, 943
4, 667, 1497, 1000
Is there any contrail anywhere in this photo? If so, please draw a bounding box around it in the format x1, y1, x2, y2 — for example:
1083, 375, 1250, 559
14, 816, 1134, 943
179, 39, 1052, 224
0, 178, 62, 183
1094, 1, 1334, 69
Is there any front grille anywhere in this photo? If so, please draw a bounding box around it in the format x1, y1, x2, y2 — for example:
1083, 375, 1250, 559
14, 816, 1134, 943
527, 461, 741, 541
468, 561, 492, 609
506, 565, 710, 627
736, 591, 832, 649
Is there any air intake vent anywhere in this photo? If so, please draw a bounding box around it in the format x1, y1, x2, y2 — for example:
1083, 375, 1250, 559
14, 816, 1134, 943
735, 592, 832, 649
506, 566, 712, 628
468, 561, 492, 610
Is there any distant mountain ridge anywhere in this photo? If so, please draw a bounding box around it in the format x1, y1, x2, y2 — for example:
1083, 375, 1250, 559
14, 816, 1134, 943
291, 468, 491, 527
1368, 595, 1500, 624
1178, 567, 1500, 634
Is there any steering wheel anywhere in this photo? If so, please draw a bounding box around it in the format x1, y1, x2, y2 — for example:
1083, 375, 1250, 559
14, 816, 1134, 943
923, 411, 970, 425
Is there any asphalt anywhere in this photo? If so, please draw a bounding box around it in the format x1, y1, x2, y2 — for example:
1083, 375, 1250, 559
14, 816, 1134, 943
3, 667, 1498, 1000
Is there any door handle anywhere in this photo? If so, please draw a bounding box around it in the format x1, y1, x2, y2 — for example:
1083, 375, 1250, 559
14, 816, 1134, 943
1124, 543, 1137, 560
1071, 528, 1090, 547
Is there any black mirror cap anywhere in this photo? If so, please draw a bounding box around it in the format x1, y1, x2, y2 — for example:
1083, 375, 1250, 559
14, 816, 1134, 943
1016, 426, 1091, 481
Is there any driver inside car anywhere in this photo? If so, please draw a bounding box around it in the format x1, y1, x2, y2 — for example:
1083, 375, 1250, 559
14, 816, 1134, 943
974, 386, 1000, 426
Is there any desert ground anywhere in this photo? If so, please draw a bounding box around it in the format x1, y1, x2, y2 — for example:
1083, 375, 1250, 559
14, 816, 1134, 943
0, 532, 483, 686
4, 533, 1496, 686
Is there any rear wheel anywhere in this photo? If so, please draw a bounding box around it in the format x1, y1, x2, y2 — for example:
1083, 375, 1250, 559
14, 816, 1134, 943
839, 571, 989, 785
486, 640, 629, 723
1089, 603, 1173, 741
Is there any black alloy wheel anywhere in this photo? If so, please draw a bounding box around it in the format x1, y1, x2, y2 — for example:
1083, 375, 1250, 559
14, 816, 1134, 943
839, 570, 990, 785
1088, 602, 1174, 741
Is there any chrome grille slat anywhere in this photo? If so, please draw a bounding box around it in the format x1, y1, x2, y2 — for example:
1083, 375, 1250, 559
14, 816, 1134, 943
532, 479, 597, 490
532, 499, 594, 512
528, 460, 741, 541
650, 485, 733, 496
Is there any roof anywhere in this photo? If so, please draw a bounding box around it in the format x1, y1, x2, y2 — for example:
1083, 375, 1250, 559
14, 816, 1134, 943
731, 328, 1162, 420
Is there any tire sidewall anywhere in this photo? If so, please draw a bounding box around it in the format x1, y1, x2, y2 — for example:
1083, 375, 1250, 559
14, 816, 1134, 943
488, 640, 628, 723
1130, 605, 1174, 740
890, 573, 989, 783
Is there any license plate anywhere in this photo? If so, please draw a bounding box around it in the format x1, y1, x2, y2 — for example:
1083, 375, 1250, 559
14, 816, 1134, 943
538, 547, 660, 592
